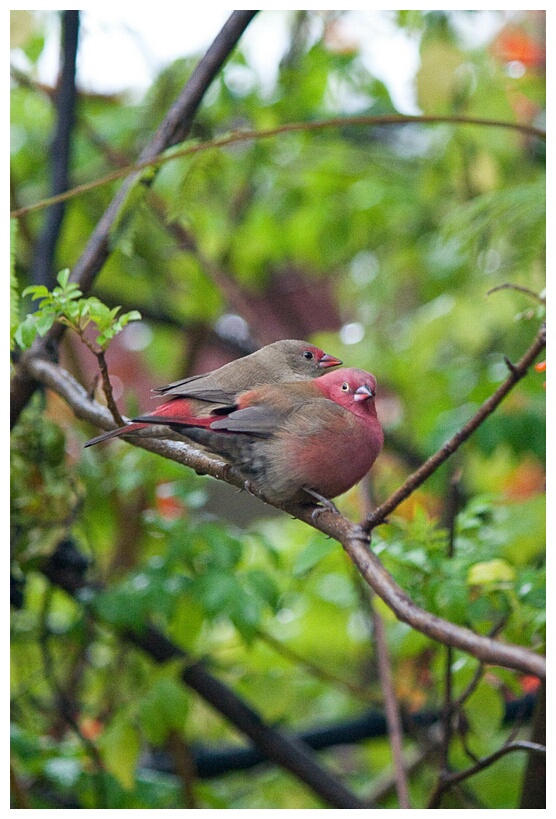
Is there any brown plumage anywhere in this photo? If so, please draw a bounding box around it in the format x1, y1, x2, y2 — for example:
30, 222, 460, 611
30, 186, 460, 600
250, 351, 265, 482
85, 339, 342, 447
132, 368, 384, 507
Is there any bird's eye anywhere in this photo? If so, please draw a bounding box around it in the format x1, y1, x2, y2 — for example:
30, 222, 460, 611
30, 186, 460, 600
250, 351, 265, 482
341, 382, 349, 392
303, 350, 314, 360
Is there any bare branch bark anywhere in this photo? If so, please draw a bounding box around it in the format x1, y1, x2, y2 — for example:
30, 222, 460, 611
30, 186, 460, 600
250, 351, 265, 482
40, 546, 365, 810
30, 10, 79, 290
10, 10, 259, 428
358, 477, 411, 807
363, 323, 546, 531
68, 10, 259, 297
371, 606, 411, 808
10, 112, 546, 222
21, 335, 546, 680
427, 740, 545, 807
519, 681, 546, 808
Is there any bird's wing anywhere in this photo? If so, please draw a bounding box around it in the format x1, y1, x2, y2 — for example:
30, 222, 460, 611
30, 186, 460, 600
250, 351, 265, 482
152, 371, 217, 395
209, 404, 282, 437
172, 387, 240, 404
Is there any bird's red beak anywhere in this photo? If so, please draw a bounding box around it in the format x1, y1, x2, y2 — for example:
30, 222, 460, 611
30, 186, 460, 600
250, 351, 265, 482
354, 384, 375, 401
319, 353, 343, 369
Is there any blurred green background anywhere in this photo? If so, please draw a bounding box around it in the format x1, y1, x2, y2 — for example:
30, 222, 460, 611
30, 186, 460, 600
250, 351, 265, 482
11, 9, 545, 809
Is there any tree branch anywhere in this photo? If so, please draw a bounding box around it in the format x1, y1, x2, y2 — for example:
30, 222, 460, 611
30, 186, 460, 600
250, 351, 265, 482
40, 543, 365, 810
363, 323, 546, 531
10, 10, 259, 428
519, 681, 546, 808
30, 10, 79, 291
371, 604, 411, 807
21, 348, 546, 680
427, 740, 546, 808
358, 478, 411, 807
10, 112, 546, 222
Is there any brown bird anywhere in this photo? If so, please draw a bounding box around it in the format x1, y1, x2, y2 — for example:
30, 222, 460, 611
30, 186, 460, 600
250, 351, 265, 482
132, 367, 384, 509
85, 339, 342, 447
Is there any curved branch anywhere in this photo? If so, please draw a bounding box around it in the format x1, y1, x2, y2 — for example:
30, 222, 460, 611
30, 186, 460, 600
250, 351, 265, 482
427, 740, 545, 807
40, 543, 364, 809
10, 113, 546, 221
10, 10, 259, 429
364, 323, 546, 531
22, 347, 546, 680
69, 10, 259, 298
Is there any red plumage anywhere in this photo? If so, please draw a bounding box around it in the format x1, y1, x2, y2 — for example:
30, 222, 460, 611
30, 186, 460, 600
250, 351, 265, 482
132, 367, 384, 507
85, 339, 342, 447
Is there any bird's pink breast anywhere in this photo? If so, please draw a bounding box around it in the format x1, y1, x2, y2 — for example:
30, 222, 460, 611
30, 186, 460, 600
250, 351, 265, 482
257, 412, 383, 502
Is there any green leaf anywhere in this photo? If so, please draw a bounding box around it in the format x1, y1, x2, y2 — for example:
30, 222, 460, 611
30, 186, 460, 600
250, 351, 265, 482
98, 717, 141, 791
109, 181, 150, 256
468, 559, 516, 588
500, 496, 546, 565
22, 284, 51, 301
229, 589, 263, 642
35, 309, 58, 336
10, 220, 19, 349
195, 570, 239, 613
56, 268, 71, 289
139, 678, 189, 745
293, 537, 337, 576
244, 568, 280, 610
465, 680, 505, 740
13, 315, 37, 349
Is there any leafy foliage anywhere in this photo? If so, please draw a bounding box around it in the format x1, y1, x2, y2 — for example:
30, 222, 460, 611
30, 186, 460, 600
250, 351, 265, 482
15, 268, 141, 351
10, 9, 544, 810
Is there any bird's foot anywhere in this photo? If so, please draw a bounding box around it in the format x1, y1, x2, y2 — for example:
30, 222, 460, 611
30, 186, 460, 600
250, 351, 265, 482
242, 479, 259, 499
303, 488, 340, 520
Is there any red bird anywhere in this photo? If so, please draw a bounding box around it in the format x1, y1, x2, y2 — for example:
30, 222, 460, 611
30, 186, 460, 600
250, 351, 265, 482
85, 339, 342, 447
132, 367, 384, 508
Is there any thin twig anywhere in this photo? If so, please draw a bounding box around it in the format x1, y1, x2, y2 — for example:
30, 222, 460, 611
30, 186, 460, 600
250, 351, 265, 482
439, 471, 461, 776
10, 10, 259, 430
20, 329, 546, 680
30, 11, 79, 291
427, 740, 546, 808
10, 113, 546, 221
364, 726, 443, 805
256, 629, 379, 704
487, 283, 545, 304
519, 681, 546, 808
371, 607, 411, 808
92, 348, 125, 426
363, 323, 546, 532
166, 731, 199, 809
358, 477, 411, 807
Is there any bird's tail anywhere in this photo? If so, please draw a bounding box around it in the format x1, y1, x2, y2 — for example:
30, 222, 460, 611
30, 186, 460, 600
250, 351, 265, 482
84, 422, 146, 447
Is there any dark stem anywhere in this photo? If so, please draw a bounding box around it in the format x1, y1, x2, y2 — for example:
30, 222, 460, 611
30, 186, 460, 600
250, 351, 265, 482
22, 353, 546, 680
94, 348, 125, 426
30, 10, 79, 291
363, 323, 546, 531
427, 740, 545, 808
70, 9, 259, 298
41, 547, 365, 810
519, 681, 546, 808
358, 476, 411, 807
439, 472, 461, 777
371, 607, 411, 808
10, 10, 259, 429
11, 113, 547, 222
